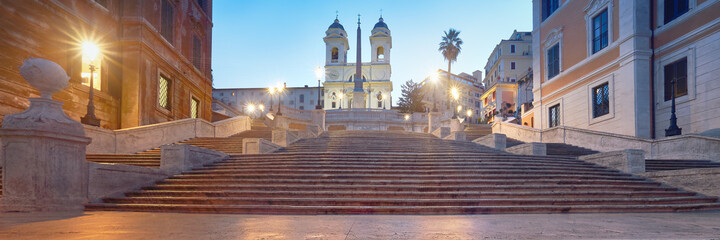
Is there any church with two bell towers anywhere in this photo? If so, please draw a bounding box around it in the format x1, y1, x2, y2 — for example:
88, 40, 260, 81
323, 15, 393, 110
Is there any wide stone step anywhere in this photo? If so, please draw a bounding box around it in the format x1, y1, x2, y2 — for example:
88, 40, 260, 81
99, 196, 718, 207
182, 168, 627, 176
200, 164, 609, 171
209, 162, 601, 169
125, 190, 698, 199
156, 178, 655, 186
85, 202, 720, 214
169, 173, 643, 181
142, 184, 677, 192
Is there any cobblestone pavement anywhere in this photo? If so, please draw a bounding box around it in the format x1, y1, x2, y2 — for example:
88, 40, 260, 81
1, 211, 720, 239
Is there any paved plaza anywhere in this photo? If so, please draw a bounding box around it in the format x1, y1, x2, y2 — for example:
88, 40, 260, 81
1, 211, 720, 239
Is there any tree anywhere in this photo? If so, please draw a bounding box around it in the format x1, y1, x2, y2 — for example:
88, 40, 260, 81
438, 29, 463, 111
398, 79, 425, 113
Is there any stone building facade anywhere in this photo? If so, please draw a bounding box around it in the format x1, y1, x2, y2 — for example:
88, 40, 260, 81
481, 31, 533, 123
0, 0, 213, 129
322, 17, 393, 110
214, 86, 324, 116
529, 0, 720, 138
420, 69, 485, 122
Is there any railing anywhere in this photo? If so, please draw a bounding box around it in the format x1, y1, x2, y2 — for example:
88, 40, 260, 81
276, 105, 312, 120
325, 109, 428, 123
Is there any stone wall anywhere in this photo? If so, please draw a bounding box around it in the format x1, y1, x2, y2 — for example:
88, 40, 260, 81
493, 121, 720, 160
85, 115, 251, 154
642, 168, 720, 197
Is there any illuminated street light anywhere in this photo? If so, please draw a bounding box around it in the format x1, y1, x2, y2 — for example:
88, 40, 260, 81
80, 41, 101, 126
259, 104, 265, 112
381, 93, 387, 109
450, 87, 459, 119
315, 67, 324, 109
338, 92, 344, 109
430, 71, 439, 112
276, 83, 286, 116
466, 109, 473, 126
404, 114, 410, 121
268, 87, 276, 111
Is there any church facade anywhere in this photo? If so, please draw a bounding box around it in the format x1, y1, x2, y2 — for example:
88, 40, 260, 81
323, 17, 393, 110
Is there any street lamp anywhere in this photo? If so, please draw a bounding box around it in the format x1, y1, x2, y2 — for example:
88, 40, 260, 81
259, 104, 265, 113
450, 87, 459, 119
276, 83, 286, 116
315, 67, 324, 109
268, 87, 276, 111
338, 92, 344, 109
246, 103, 256, 118
430, 71, 439, 112
381, 93, 387, 109
665, 78, 682, 136
81, 42, 101, 126
466, 109, 473, 127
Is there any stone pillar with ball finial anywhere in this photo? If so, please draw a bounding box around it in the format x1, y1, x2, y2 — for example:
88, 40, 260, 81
0, 58, 91, 212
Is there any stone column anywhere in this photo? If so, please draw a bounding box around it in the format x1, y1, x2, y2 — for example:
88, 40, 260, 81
0, 58, 91, 212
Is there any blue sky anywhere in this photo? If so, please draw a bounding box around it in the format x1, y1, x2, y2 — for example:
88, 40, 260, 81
211, 0, 533, 103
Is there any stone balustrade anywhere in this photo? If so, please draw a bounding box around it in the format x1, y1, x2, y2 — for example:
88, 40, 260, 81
84, 115, 252, 154
492, 122, 720, 160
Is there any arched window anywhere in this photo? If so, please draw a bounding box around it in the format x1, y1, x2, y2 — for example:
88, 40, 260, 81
331, 47, 339, 62
377, 46, 385, 60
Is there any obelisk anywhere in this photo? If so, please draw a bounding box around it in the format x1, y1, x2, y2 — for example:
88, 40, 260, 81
352, 14, 366, 109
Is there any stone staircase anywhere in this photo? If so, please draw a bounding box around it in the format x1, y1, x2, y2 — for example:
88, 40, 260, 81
545, 143, 599, 157
85, 119, 271, 167
646, 159, 720, 172
85, 130, 720, 214
0, 167, 3, 197
464, 124, 493, 141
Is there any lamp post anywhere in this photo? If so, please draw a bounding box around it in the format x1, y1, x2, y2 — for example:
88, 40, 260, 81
81, 42, 101, 126
466, 109, 473, 127
381, 93, 387, 110
450, 87, 459, 119
246, 103, 256, 119
268, 87, 275, 112
431, 72, 439, 112
315, 67, 323, 109
665, 78, 682, 136
276, 83, 286, 116
338, 92, 344, 109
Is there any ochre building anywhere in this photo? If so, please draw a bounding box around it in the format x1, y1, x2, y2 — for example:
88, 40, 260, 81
530, 0, 720, 138
0, 0, 213, 129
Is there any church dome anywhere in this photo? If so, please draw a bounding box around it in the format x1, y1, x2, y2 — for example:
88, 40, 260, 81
373, 17, 388, 29
328, 19, 345, 30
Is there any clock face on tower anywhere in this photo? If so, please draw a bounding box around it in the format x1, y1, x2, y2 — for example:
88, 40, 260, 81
326, 70, 339, 81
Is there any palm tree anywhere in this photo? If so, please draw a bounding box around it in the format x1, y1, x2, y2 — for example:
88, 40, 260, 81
438, 28, 463, 113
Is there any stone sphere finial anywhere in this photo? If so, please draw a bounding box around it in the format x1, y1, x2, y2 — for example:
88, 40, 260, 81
19, 57, 70, 99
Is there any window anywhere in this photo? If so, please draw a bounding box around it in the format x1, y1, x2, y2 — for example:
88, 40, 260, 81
331, 47, 339, 62
378, 101, 382, 108
81, 51, 102, 91
377, 46, 385, 60
664, 0, 689, 24
547, 44, 560, 79
332, 102, 336, 108
299, 106, 304, 110
542, 0, 559, 21
510, 45, 516, 53
664, 57, 688, 101
95, 0, 108, 8
190, 97, 199, 118
299, 94, 305, 103
549, 104, 560, 127
193, 35, 202, 70
220, 92, 224, 96
161, 0, 174, 44
196, 0, 208, 13
592, 9, 608, 54
158, 75, 171, 110
511, 62, 516, 70
592, 83, 610, 118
